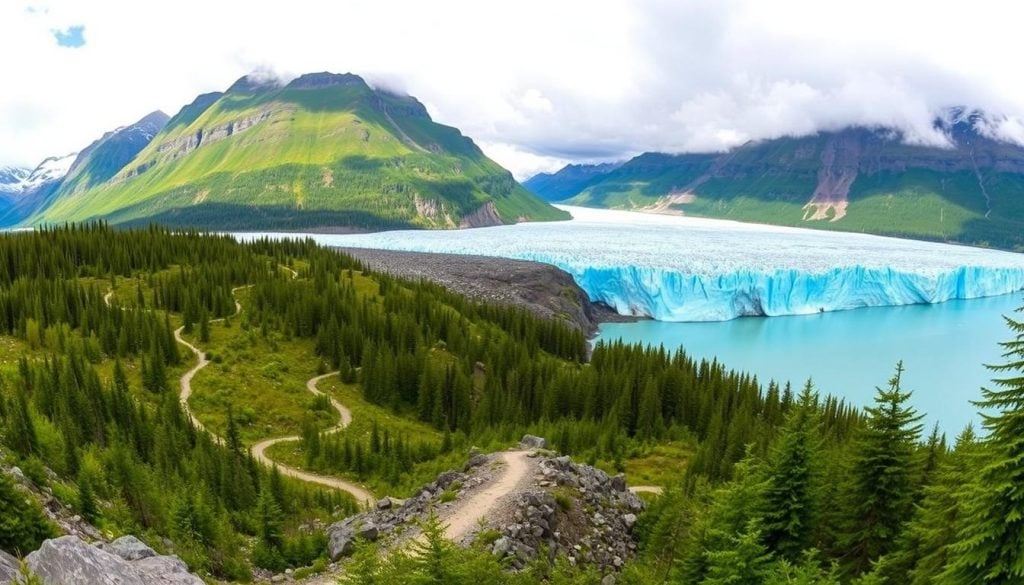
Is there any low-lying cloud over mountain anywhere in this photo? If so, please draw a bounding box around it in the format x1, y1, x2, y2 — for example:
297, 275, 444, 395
5, 0, 1024, 178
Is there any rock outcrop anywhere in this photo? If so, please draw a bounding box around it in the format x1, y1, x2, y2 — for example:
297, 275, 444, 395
98, 536, 157, 562
325, 442, 645, 576
492, 455, 644, 571
0, 551, 18, 584
326, 457, 485, 561
519, 435, 548, 449
150, 109, 275, 165
0, 535, 204, 585
459, 201, 504, 228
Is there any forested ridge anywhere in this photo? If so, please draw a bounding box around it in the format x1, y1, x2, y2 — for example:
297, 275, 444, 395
0, 224, 1021, 583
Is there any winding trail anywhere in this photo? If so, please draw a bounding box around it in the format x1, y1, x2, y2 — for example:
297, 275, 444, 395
174, 284, 250, 439
628, 485, 664, 495
441, 450, 532, 542
251, 372, 375, 506
108, 268, 376, 507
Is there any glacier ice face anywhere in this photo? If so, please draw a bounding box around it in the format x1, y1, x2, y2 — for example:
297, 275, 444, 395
568, 264, 1024, 321
233, 206, 1024, 322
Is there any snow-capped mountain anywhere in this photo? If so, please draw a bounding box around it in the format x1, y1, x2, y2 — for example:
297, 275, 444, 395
22, 153, 77, 191
0, 154, 77, 197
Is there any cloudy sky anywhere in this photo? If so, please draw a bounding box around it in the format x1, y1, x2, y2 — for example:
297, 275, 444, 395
3, 0, 1024, 178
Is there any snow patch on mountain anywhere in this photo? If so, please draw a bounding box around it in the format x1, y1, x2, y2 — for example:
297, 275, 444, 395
1, 153, 77, 196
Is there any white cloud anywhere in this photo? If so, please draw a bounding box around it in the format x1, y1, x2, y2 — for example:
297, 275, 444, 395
3, 0, 1024, 179
476, 142, 573, 181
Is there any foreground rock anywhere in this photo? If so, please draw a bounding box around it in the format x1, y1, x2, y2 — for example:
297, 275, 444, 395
0, 551, 17, 584
1, 535, 204, 585
326, 457, 483, 561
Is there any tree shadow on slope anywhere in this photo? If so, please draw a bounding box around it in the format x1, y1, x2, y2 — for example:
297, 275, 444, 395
105, 201, 420, 232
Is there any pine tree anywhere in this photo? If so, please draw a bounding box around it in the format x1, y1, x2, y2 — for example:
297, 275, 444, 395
199, 309, 211, 343
6, 392, 38, 457
408, 511, 458, 584
703, 520, 774, 585
636, 379, 664, 440
762, 379, 820, 560
77, 470, 99, 524
256, 485, 284, 550
841, 362, 924, 576
944, 311, 1024, 583
901, 426, 978, 585
225, 407, 242, 456
0, 471, 53, 554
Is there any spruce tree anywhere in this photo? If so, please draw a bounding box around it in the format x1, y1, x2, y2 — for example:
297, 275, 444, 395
762, 379, 820, 561
256, 485, 284, 551
703, 521, 773, 585
841, 362, 924, 576
899, 426, 978, 585
944, 311, 1024, 583
6, 393, 38, 457
77, 470, 98, 524
0, 471, 53, 554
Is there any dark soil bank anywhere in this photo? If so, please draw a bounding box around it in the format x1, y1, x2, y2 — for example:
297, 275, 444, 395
337, 248, 635, 333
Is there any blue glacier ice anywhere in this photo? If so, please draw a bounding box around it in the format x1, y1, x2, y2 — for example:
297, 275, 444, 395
233, 206, 1024, 322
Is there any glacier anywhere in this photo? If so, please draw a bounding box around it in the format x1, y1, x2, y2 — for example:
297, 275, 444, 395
233, 206, 1024, 322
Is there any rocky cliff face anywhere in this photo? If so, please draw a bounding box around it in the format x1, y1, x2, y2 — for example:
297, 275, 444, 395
147, 109, 275, 166
459, 201, 503, 228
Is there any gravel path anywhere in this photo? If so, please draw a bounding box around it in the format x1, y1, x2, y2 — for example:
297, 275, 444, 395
250, 372, 375, 506
441, 450, 534, 542
628, 485, 664, 495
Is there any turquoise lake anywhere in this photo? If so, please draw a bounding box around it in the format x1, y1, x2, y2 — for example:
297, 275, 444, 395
598, 292, 1024, 435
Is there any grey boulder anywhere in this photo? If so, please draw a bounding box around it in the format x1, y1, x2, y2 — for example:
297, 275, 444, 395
99, 536, 156, 562
520, 435, 548, 449
25, 536, 203, 585
0, 549, 19, 585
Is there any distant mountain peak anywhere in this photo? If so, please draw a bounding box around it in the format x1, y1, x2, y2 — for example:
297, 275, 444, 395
286, 72, 367, 90
136, 110, 170, 128
226, 74, 282, 94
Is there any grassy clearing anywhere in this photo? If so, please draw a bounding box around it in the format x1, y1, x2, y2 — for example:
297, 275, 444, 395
184, 313, 333, 444
595, 440, 693, 488
262, 374, 461, 497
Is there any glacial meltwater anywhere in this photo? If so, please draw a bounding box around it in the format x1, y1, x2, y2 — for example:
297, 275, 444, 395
598, 293, 1022, 433
234, 205, 1024, 432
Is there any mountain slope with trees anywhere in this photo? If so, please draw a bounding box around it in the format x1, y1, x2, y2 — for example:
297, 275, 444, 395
528, 111, 1024, 251
0, 225, 1021, 583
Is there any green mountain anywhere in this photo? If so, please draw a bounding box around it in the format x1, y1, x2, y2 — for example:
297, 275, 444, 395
33, 72, 567, 230
523, 162, 622, 202
529, 111, 1024, 251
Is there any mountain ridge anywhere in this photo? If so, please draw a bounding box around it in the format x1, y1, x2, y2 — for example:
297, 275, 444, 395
526, 112, 1024, 250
